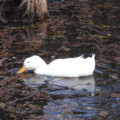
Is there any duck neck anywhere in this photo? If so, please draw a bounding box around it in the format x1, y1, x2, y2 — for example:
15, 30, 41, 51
34, 59, 48, 74
39, 58, 48, 68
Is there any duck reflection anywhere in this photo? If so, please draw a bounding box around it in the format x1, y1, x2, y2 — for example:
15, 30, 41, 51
23, 74, 95, 95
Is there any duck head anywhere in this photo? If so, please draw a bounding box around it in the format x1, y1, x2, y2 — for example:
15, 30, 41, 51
17, 55, 47, 73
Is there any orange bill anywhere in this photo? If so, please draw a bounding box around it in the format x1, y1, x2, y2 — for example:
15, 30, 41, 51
17, 66, 27, 73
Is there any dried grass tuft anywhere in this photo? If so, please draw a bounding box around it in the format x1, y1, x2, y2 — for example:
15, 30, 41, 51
18, 0, 48, 20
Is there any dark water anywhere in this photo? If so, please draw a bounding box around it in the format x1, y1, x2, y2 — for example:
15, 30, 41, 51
0, 0, 120, 120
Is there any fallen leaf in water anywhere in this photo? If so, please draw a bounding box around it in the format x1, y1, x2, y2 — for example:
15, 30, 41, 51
100, 35, 108, 38
58, 46, 71, 52
10, 114, 17, 119
0, 102, 6, 109
36, 93, 46, 97
96, 89, 100, 92
109, 74, 118, 80
115, 57, 120, 64
110, 93, 120, 97
99, 111, 110, 117
101, 25, 110, 28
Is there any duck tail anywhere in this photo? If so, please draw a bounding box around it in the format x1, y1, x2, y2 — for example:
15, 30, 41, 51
92, 53, 95, 58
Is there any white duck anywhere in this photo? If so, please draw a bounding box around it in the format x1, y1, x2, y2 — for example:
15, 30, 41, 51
17, 54, 95, 77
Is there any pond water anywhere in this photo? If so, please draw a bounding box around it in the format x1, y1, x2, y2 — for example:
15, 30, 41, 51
0, 0, 120, 120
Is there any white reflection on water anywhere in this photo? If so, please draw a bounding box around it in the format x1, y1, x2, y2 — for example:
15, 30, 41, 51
23, 75, 95, 96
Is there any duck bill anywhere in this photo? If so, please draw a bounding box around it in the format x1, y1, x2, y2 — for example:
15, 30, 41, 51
17, 66, 27, 73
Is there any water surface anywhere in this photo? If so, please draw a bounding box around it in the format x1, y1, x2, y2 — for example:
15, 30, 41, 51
0, 0, 120, 119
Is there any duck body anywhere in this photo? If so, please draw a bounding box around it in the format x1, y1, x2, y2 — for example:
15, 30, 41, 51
17, 54, 95, 77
